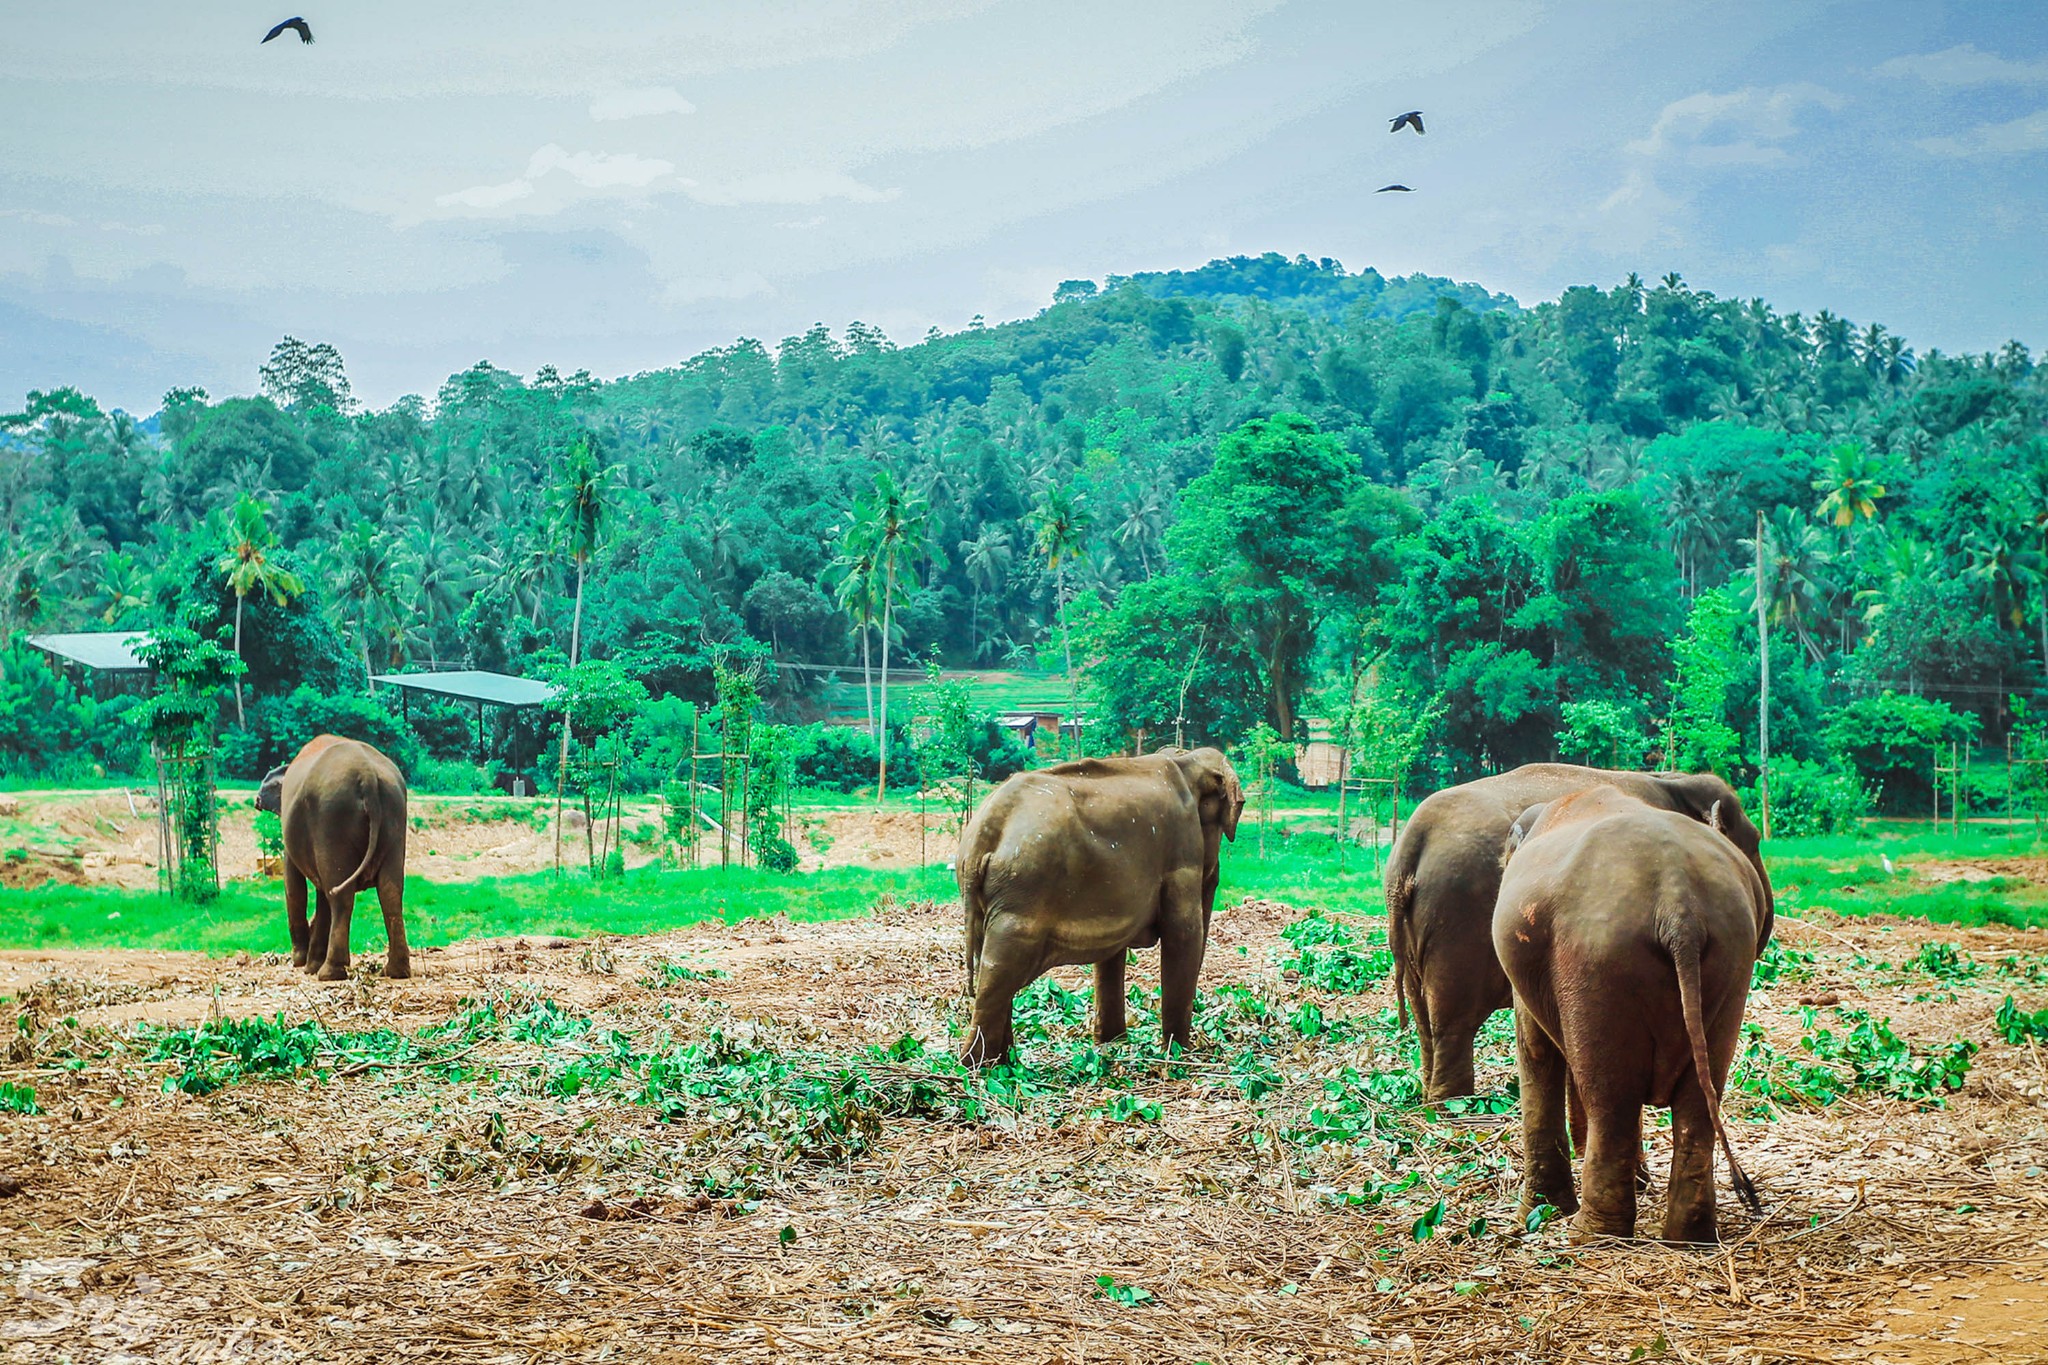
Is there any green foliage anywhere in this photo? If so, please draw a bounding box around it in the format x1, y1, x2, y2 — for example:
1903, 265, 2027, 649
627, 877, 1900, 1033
1741, 1007, 1976, 1110
1760, 757, 1872, 837
1995, 995, 2048, 1044
1279, 910, 1394, 993
1093, 1276, 1156, 1307
253, 807, 284, 860
0, 640, 146, 781
1825, 693, 1977, 814
1751, 939, 1817, 986
1556, 699, 1649, 769
0, 1081, 38, 1115
217, 685, 421, 779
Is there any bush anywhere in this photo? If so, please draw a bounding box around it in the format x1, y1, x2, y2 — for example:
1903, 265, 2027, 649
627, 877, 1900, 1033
217, 685, 422, 780
1755, 757, 1871, 837
789, 724, 879, 793
1824, 692, 1976, 814
0, 641, 148, 781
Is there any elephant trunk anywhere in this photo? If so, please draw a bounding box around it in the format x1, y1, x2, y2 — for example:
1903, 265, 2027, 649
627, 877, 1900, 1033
1672, 924, 1762, 1216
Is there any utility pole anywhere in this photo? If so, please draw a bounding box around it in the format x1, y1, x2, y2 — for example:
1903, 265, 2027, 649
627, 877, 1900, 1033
1755, 509, 1772, 840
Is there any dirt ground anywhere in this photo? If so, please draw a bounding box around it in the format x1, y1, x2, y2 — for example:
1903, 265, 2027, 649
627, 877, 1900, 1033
4, 896, 2048, 1362
0, 787, 968, 889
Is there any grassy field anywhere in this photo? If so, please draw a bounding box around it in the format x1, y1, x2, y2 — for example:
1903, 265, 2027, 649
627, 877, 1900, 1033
4, 819, 2044, 955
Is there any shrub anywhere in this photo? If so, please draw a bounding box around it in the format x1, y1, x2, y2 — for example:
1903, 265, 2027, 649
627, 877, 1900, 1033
1824, 692, 1975, 814
217, 685, 422, 779
789, 724, 878, 792
0, 641, 148, 781
1756, 757, 1871, 836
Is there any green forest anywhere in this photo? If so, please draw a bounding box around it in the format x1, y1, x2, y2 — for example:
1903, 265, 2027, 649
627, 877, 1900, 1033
4, 253, 2045, 827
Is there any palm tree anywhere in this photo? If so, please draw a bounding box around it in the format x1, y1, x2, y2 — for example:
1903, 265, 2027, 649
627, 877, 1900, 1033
825, 544, 879, 733
1031, 485, 1092, 739
849, 472, 928, 799
215, 494, 304, 724
1812, 442, 1887, 528
958, 526, 1013, 661
549, 433, 612, 667
402, 514, 474, 668
1877, 335, 1917, 392
1742, 508, 1831, 663
90, 549, 149, 625
332, 520, 406, 685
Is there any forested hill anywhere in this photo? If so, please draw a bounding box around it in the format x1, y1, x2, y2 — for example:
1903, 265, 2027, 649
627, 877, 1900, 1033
3, 251, 2046, 802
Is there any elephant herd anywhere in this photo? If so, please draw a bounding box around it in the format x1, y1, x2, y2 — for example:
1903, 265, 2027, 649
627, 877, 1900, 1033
958, 751, 1774, 1244
258, 734, 1773, 1243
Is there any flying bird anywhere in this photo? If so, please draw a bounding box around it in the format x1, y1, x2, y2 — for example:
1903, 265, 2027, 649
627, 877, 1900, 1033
262, 17, 313, 44
1390, 110, 1425, 134
1376, 184, 1414, 193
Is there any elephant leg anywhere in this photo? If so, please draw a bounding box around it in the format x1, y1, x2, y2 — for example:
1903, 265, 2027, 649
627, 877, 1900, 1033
1566, 1070, 1587, 1157
305, 890, 332, 975
1094, 953, 1127, 1046
285, 867, 312, 969
1158, 872, 1206, 1056
1574, 1101, 1642, 1241
377, 874, 411, 980
316, 889, 356, 981
1661, 1077, 1720, 1245
1421, 945, 1510, 1101
1515, 1004, 1577, 1219
962, 940, 1038, 1067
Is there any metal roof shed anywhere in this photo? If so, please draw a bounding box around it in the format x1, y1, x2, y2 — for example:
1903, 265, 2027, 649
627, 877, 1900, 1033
370, 671, 559, 782
25, 631, 153, 673
370, 670, 558, 709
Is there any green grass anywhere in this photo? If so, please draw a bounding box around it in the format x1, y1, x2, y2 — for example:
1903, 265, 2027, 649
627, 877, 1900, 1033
0, 863, 958, 955
8, 818, 2048, 959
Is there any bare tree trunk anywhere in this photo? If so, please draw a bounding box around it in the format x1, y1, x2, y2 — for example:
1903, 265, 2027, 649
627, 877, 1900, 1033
878, 561, 896, 801
232, 592, 246, 725
862, 623, 874, 736
1755, 510, 1771, 840
555, 556, 587, 876
1058, 561, 1075, 749
361, 627, 374, 693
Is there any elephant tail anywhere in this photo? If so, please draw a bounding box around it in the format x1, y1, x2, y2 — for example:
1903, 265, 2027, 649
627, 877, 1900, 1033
962, 853, 991, 1000
333, 777, 384, 897
1673, 930, 1762, 1216
1384, 838, 1420, 1034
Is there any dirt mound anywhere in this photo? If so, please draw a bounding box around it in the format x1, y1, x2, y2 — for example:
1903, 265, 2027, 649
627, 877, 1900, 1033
1916, 857, 2048, 885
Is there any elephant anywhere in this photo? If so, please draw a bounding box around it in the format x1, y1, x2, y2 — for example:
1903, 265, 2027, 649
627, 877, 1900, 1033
256, 735, 411, 981
957, 747, 1244, 1066
1494, 785, 1770, 1243
1384, 764, 1769, 1100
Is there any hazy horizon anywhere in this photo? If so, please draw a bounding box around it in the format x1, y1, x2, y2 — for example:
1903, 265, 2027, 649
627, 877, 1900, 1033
6, 0, 2046, 412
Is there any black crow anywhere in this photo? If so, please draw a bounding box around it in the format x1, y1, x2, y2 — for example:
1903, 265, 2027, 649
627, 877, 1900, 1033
1376, 184, 1414, 193
262, 17, 313, 44
1390, 111, 1424, 134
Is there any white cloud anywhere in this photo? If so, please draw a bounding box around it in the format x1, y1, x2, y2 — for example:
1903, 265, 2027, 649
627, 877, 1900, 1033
526, 144, 675, 188
436, 179, 535, 209
1626, 84, 1843, 166
589, 86, 697, 121
1916, 106, 2048, 158
431, 145, 675, 215
1876, 44, 2048, 87
684, 169, 899, 206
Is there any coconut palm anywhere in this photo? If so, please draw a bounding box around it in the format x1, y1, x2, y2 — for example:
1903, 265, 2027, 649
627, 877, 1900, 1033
848, 471, 928, 799
331, 520, 408, 685
1812, 442, 1887, 528
1031, 485, 1092, 737
215, 494, 304, 724
825, 543, 879, 733
549, 433, 613, 667
958, 525, 1013, 661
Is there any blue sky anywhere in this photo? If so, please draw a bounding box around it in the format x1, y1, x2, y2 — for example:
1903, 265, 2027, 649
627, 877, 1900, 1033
2, 0, 2044, 411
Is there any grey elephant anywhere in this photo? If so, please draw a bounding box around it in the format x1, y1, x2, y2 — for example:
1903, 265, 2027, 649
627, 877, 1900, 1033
256, 735, 411, 981
1494, 785, 1769, 1243
1385, 763, 1769, 1099
957, 747, 1244, 1065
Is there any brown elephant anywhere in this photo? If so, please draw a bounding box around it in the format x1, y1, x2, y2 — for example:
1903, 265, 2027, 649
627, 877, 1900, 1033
957, 748, 1244, 1065
256, 735, 411, 981
1494, 785, 1769, 1243
1385, 764, 1769, 1099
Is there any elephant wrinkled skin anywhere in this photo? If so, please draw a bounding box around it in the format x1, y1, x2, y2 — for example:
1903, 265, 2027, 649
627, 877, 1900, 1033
957, 748, 1243, 1066
1495, 785, 1770, 1244
1385, 764, 1770, 1099
256, 735, 411, 981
